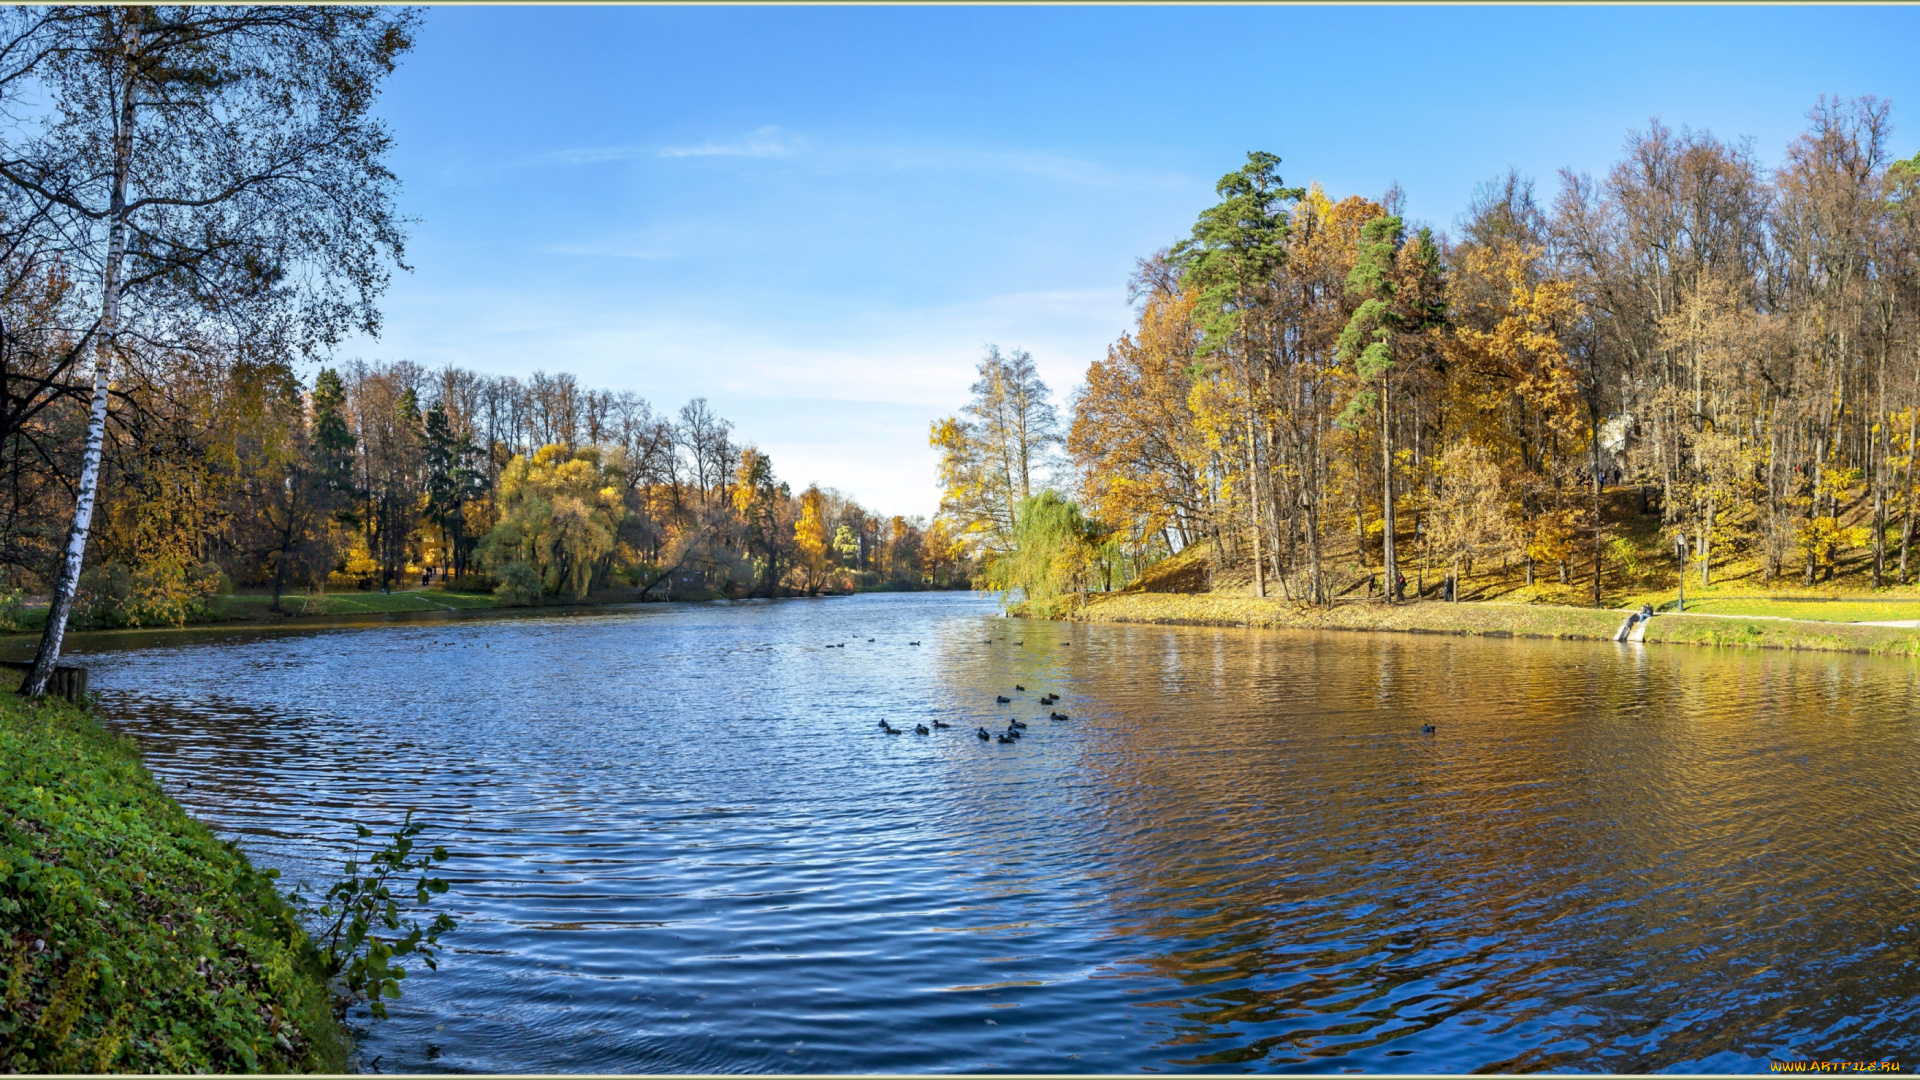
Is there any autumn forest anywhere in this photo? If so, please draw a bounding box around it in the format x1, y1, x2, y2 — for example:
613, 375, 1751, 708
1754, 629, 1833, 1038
934, 96, 1920, 613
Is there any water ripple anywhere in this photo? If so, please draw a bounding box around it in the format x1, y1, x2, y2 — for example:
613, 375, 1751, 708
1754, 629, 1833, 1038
64, 593, 1920, 1072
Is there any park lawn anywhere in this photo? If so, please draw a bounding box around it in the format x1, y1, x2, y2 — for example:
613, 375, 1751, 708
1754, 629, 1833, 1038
1652, 596, 1920, 623
214, 589, 501, 619
0, 681, 349, 1071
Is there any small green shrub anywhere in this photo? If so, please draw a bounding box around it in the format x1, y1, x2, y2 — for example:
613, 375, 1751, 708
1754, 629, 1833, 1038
289, 815, 455, 1021
493, 560, 542, 606
0, 588, 27, 632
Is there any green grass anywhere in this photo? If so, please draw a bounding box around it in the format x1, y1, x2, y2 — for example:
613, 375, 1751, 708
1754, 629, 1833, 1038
1651, 596, 1920, 624
1043, 590, 1920, 656
215, 589, 502, 619
0, 685, 348, 1071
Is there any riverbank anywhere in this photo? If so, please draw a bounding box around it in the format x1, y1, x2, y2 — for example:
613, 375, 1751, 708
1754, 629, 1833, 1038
1, 580, 974, 638
1032, 591, 1920, 656
0, 685, 348, 1071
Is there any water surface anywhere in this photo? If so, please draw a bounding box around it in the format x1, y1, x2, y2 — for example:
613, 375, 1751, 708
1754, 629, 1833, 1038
74, 593, 1920, 1072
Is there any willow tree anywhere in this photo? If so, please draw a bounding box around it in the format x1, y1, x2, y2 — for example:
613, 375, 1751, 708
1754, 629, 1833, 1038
983, 491, 1106, 610
0, 6, 416, 697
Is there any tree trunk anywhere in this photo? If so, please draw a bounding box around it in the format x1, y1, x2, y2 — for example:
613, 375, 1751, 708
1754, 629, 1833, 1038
1248, 418, 1265, 599
24, 19, 137, 700
1591, 428, 1603, 608
1805, 434, 1823, 587
1380, 375, 1397, 603
1874, 487, 1887, 589
1903, 398, 1918, 584
269, 531, 293, 614
1701, 500, 1714, 588
1307, 493, 1326, 606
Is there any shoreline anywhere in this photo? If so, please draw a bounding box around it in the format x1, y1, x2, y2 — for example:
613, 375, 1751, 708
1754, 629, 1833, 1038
1029, 592, 1920, 657
0, 588, 958, 655
0, 687, 350, 1070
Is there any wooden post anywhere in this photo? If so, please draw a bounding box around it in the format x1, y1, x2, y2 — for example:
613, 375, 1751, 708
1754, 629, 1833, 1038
5, 660, 87, 703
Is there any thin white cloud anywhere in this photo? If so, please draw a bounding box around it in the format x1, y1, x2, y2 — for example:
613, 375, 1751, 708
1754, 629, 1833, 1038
657, 126, 801, 159
855, 144, 1191, 191
539, 240, 676, 260
352, 285, 1128, 516
463, 128, 1189, 197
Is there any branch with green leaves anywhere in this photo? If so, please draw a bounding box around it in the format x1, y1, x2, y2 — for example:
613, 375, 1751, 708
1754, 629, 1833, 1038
288, 813, 456, 1021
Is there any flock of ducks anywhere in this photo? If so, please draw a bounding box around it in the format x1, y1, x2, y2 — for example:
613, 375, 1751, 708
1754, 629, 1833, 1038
875, 686, 1071, 746
832, 635, 1084, 747
843, 636, 1436, 740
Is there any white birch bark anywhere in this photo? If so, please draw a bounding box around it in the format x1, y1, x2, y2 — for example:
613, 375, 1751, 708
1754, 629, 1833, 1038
23, 17, 135, 699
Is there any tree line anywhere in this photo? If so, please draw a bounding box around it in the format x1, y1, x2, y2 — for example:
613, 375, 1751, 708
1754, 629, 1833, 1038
938, 96, 1920, 608
0, 7, 959, 697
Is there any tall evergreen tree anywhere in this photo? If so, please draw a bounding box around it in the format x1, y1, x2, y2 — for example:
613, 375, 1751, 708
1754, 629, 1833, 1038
312, 368, 358, 519
1176, 151, 1304, 597
1336, 215, 1446, 602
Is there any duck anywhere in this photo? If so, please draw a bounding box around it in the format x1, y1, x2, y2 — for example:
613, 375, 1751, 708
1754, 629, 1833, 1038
996, 732, 1016, 744
1014, 641, 1023, 646
1003, 725, 1023, 739
1050, 711, 1068, 721
1421, 724, 1437, 735
977, 727, 991, 741
909, 641, 921, 646
1009, 719, 1028, 730
1015, 684, 1026, 692
995, 695, 1011, 704
868, 638, 875, 642
879, 720, 902, 734
914, 724, 931, 735
931, 719, 951, 729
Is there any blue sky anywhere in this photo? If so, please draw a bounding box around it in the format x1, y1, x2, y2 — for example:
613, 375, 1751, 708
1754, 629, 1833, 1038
353, 4, 1920, 518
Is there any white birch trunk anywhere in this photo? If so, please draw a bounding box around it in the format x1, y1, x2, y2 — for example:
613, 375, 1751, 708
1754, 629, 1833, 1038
23, 18, 136, 699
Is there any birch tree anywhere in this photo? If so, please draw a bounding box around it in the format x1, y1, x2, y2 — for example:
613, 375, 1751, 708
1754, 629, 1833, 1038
0, 5, 415, 697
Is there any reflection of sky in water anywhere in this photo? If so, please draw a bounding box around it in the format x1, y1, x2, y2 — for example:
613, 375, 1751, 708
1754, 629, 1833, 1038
70, 594, 1920, 1072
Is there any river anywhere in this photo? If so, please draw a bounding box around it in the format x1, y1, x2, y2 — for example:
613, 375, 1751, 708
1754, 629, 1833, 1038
69, 591, 1920, 1072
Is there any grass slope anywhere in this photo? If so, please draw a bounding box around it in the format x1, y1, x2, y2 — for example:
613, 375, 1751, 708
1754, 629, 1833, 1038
0, 687, 347, 1072
1035, 528, 1920, 655
1047, 590, 1920, 655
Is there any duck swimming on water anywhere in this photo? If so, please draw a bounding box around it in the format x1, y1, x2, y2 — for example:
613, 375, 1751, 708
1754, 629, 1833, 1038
1015, 685, 1025, 692
977, 727, 991, 741
1050, 711, 1069, 721
1421, 724, 1436, 735
914, 724, 931, 735
996, 695, 1011, 704
932, 719, 951, 729
1009, 719, 1028, 730
996, 732, 1016, 744
879, 720, 902, 734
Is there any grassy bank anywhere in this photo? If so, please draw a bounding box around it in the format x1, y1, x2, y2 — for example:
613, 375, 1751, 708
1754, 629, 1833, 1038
0, 686, 348, 1071
1035, 591, 1920, 656
3, 578, 965, 638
